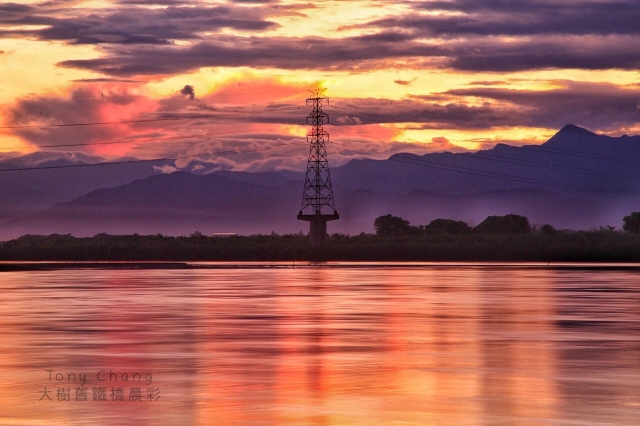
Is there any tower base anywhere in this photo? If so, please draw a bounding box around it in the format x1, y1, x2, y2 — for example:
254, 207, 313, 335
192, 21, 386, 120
297, 211, 339, 246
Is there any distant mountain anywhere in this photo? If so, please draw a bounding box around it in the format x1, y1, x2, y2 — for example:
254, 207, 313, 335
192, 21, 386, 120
331, 124, 640, 195
0, 172, 325, 238
1, 125, 639, 239
0, 153, 163, 224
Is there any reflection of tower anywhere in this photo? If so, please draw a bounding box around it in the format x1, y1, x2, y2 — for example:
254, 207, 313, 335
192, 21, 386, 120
297, 89, 339, 246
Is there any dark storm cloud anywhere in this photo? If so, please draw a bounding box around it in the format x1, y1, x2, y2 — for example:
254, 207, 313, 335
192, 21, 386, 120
336, 0, 640, 72
72, 78, 143, 83
58, 34, 446, 76
180, 85, 195, 100
4, 0, 638, 75
54, 28, 640, 76
0, 2, 32, 19
329, 81, 640, 132
333, 98, 518, 130
0, 2, 279, 45
443, 81, 640, 131
117, 0, 194, 4
230, 0, 281, 3
56, 31, 640, 76
446, 37, 640, 72
372, 0, 640, 37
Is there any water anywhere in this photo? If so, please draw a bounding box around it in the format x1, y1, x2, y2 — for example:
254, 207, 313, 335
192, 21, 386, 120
1, 263, 639, 425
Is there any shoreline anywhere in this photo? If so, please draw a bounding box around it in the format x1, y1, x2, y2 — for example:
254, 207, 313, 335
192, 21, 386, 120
2, 261, 640, 272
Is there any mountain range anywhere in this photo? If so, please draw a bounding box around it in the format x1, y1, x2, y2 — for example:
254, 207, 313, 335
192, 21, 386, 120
1, 124, 639, 240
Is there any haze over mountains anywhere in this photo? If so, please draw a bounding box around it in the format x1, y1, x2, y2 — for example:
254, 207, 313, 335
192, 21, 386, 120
1, 125, 639, 240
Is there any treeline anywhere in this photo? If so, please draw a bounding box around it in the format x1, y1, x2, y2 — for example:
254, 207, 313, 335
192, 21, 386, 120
373, 214, 534, 236
2, 228, 640, 262
373, 211, 640, 236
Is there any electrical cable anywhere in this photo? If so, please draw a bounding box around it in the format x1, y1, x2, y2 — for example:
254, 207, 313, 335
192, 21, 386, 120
0, 126, 291, 151
0, 104, 304, 130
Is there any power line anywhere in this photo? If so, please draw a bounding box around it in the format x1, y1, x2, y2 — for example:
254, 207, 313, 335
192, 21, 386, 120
0, 115, 211, 129
470, 151, 640, 181
0, 126, 292, 151
520, 144, 640, 165
0, 104, 304, 130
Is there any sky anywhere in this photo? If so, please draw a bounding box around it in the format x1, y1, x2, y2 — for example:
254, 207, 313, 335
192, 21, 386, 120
1, 0, 639, 173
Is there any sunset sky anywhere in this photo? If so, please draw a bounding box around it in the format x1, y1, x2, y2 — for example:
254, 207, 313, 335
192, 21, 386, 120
1, 0, 639, 172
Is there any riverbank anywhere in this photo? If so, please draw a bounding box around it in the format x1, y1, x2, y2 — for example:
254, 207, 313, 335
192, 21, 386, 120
1, 231, 640, 263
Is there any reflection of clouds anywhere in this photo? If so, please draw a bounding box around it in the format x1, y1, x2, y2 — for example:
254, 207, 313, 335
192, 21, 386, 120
3, 264, 640, 424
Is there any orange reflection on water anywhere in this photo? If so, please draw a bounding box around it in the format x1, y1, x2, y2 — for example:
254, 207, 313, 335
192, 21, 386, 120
1, 265, 640, 425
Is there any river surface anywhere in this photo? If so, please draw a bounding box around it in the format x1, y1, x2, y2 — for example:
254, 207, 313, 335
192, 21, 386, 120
1, 263, 639, 425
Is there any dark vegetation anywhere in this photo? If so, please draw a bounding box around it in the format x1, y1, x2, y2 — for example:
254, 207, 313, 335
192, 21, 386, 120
623, 212, 640, 234
1, 212, 640, 262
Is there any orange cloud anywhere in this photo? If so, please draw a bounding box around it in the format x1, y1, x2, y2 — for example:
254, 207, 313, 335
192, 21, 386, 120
204, 75, 320, 105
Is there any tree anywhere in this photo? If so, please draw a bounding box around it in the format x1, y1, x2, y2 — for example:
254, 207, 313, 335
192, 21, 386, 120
623, 212, 640, 233
424, 219, 471, 234
374, 214, 414, 236
540, 224, 556, 235
473, 214, 531, 234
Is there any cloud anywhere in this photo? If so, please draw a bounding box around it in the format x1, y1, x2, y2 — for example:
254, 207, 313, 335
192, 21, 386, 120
117, 0, 195, 4
341, 1, 640, 72
330, 97, 519, 130
374, 0, 640, 37
446, 36, 640, 72
54, 30, 640, 77
179, 85, 195, 100
443, 80, 640, 131
6, 75, 637, 158
72, 78, 142, 83
430, 137, 456, 150
336, 115, 362, 125
230, 0, 281, 3
4, 0, 640, 78
9, 79, 636, 172
57, 34, 446, 76
0, 2, 280, 45
153, 163, 178, 173
3, 83, 159, 152
394, 80, 411, 86
468, 81, 507, 86
201, 75, 314, 105
0, 151, 105, 169
325, 80, 640, 133
1, 77, 319, 169
0, 2, 33, 22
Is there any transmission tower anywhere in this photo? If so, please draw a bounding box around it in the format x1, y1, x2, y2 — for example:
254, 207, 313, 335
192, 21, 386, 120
297, 89, 339, 246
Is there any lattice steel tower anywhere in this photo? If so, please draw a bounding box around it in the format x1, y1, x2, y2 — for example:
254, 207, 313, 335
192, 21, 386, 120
297, 89, 339, 246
